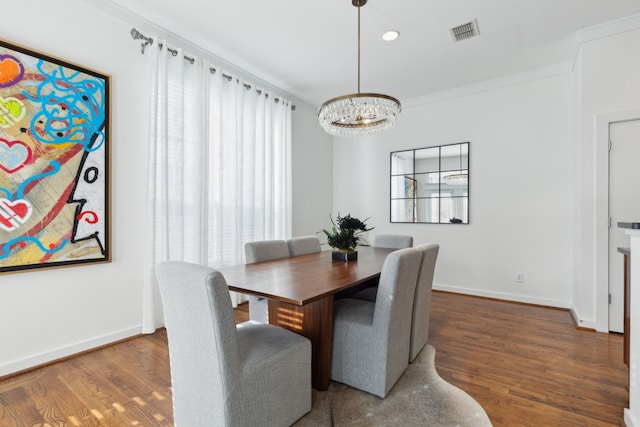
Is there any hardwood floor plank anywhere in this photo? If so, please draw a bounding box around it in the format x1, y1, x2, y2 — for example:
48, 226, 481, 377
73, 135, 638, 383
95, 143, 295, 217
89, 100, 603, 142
428, 292, 627, 426
0, 293, 628, 426
52, 351, 170, 426
0, 386, 38, 427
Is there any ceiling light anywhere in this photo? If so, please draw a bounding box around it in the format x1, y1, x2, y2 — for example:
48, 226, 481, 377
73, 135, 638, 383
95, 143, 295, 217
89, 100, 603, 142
443, 173, 468, 185
443, 144, 468, 185
318, 0, 401, 138
382, 30, 399, 42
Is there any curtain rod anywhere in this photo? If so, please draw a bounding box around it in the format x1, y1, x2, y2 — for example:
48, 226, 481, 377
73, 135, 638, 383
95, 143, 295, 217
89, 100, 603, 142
129, 27, 295, 110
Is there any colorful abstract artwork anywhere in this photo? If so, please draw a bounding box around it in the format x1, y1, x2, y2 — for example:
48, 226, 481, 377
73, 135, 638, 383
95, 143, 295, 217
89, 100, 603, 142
404, 176, 415, 198
0, 39, 110, 273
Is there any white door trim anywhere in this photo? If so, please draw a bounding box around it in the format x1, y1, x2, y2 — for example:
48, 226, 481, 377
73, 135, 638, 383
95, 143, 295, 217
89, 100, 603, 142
595, 109, 640, 332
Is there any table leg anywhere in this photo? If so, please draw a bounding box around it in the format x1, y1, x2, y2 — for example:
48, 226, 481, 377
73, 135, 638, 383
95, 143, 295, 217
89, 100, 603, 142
268, 296, 334, 391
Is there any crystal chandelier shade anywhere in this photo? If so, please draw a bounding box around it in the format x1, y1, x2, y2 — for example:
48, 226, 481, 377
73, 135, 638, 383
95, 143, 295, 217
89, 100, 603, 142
443, 142, 468, 185
319, 93, 401, 137
443, 173, 468, 185
318, 0, 401, 138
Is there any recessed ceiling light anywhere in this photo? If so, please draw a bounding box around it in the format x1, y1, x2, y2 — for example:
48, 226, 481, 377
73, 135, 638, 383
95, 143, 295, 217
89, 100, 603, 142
382, 30, 400, 42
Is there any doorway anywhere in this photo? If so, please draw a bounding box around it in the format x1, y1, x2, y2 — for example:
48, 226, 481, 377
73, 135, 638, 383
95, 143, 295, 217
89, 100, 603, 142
608, 119, 640, 332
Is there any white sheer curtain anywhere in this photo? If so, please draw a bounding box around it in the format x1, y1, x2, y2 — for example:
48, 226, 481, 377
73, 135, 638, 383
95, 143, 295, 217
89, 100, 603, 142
142, 38, 292, 332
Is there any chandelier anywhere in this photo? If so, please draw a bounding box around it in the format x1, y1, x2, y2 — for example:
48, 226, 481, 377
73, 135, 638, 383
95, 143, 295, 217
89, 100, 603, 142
443, 143, 468, 185
318, 0, 401, 138
443, 173, 468, 185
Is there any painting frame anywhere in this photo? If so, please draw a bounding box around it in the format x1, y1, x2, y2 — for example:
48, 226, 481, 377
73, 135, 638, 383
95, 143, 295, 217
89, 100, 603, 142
0, 38, 111, 273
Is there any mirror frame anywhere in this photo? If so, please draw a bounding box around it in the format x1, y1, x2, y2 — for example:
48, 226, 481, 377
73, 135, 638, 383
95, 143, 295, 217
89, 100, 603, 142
390, 142, 469, 224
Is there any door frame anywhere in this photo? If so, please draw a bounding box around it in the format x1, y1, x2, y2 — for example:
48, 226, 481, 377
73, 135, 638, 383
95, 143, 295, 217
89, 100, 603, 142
595, 109, 640, 332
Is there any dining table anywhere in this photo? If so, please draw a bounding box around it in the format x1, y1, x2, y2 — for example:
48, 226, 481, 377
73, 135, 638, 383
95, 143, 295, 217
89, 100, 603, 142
217, 246, 395, 390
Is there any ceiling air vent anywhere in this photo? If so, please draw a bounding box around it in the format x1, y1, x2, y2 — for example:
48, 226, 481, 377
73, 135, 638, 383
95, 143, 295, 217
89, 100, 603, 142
449, 19, 479, 42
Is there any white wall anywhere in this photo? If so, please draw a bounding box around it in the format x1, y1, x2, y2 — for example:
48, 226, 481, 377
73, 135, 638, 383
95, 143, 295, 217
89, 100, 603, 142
0, 0, 148, 376
291, 105, 334, 236
574, 22, 640, 331
334, 72, 576, 308
0, 0, 330, 376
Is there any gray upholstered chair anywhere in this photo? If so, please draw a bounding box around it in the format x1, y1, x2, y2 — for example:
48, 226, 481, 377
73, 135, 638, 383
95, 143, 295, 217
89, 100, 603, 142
373, 233, 414, 249
287, 236, 321, 256
409, 243, 440, 362
330, 247, 422, 398
348, 234, 414, 301
352, 243, 440, 362
244, 239, 290, 323
157, 261, 311, 427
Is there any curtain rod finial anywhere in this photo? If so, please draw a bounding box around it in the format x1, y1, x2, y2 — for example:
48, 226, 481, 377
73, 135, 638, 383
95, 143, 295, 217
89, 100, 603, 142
130, 28, 153, 54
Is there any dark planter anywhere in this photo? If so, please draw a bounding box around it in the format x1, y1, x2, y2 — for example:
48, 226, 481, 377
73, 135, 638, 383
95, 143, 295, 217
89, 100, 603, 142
332, 250, 358, 262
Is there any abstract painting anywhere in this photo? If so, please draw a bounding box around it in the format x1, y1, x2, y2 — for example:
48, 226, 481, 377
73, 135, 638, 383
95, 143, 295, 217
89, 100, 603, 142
0, 38, 110, 273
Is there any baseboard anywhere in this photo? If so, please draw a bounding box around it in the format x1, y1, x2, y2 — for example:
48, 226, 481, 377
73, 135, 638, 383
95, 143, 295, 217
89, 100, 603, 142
569, 307, 598, 331
625, 408, 639, 427
433, 284, 604, 331
0, 326, 141, 378
433, 283, 572, 310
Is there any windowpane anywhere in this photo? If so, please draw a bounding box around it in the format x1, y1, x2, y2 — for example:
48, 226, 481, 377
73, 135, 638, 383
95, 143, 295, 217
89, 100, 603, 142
391, 151, 414, 175
415, 147, 440, 173
391, 199, 416, 222
439, 197, 468, 224
416, 198, 439, 223
416, 172, 440, 197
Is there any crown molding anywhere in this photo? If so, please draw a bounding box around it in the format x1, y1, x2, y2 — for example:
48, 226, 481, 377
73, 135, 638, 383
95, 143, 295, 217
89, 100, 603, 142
577, 13, 640, 44
402, 61, 573, 109
403, 13, 640, 109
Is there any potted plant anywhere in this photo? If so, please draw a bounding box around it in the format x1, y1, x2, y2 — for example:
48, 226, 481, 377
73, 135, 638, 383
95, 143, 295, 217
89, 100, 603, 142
320, 213, 374, 262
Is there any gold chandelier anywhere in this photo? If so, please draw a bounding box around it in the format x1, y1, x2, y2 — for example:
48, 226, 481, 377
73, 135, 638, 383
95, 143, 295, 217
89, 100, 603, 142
318, 0, 401, 138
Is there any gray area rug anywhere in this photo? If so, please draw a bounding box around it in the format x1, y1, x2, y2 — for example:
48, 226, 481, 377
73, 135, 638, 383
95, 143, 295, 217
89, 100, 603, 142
294, 344, 492, 426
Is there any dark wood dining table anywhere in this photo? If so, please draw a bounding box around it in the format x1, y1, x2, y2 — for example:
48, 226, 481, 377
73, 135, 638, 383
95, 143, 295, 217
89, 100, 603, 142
217, 246, 395, 390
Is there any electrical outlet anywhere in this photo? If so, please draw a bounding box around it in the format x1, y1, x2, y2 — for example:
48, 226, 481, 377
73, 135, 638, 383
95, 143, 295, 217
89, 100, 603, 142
516, 273, 524, 283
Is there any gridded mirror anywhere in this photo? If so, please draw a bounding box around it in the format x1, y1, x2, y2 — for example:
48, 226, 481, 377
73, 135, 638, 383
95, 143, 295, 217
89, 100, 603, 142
390, 142, 469, 224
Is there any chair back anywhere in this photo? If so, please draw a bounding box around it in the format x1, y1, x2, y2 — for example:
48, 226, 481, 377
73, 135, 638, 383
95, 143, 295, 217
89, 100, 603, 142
410, 244, 440, 361
156, 261, 240, 426
244, 239, 289, 263
244, 240, 289, 322
373, 234, 414, 249
373, 247, 422, 377
287, 236, 322, 256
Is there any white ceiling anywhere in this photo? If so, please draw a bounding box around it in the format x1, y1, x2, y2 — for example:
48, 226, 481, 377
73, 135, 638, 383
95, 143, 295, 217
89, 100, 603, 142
110, 0, 640, 107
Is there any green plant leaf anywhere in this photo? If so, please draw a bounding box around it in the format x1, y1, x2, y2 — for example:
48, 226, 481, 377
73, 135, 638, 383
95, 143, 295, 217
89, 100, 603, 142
318, 213, 374, 251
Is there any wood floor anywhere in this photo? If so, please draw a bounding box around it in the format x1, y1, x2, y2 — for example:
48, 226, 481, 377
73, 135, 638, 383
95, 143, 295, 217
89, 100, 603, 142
428, 293, 627, 426
0, 291, 628, 426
